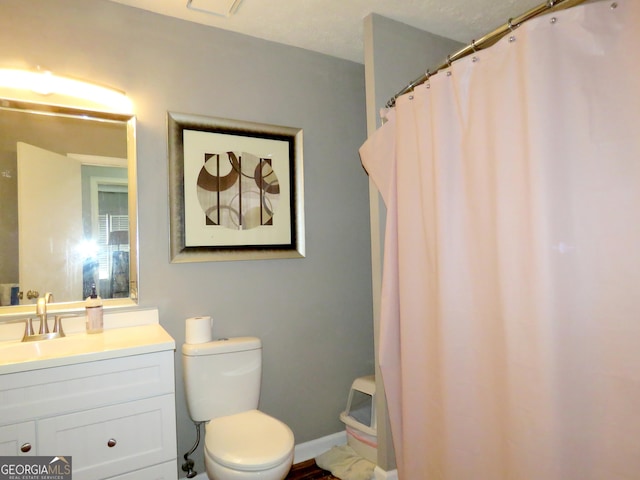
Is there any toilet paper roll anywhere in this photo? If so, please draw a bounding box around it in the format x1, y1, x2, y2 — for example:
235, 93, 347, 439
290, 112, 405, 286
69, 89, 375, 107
185, 316, 213, 344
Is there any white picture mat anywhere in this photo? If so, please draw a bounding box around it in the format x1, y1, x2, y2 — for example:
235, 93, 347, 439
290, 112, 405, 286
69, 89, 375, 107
183, 129, 292, 247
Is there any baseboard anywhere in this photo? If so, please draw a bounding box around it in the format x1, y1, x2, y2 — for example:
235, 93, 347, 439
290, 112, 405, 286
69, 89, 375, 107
293, 430, 347, 463
374, 466, 399, 480
180, 431, 348, 480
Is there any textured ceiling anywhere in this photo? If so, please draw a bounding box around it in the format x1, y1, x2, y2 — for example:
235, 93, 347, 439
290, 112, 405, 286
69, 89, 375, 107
109, 0, 543, 63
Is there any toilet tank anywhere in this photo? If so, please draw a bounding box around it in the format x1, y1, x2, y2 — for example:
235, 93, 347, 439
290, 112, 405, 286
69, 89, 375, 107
182, 337, 262, 422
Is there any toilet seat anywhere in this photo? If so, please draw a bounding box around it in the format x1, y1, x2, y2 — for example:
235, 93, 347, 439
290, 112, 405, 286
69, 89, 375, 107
205, 409, 294, 472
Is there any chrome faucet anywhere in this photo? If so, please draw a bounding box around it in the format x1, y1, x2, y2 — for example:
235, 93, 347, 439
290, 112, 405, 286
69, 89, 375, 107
22, 292, 69, 342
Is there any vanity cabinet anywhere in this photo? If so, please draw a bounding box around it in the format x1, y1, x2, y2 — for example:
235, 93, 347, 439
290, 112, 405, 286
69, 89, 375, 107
0, 348, 177, 480
0, 421, 36, 456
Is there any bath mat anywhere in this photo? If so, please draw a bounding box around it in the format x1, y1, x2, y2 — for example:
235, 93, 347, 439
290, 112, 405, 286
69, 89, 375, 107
315, 444, 375, 480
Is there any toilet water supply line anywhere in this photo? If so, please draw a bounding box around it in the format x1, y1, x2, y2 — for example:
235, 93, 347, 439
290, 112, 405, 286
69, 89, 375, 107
182, 421, 205, 479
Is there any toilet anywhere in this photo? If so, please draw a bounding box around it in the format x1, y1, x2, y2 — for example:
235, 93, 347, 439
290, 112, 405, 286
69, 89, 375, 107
182, 337, 295, 480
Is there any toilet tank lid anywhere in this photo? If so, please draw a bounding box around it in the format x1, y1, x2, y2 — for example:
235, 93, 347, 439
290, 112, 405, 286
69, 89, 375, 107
182, 337, 261, 356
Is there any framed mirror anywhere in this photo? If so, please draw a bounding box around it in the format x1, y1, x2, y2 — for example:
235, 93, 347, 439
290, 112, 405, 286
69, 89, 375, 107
0, 93, 138, 317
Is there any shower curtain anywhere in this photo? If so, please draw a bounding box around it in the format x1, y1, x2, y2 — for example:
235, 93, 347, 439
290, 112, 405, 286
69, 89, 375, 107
359, 2, 640, 479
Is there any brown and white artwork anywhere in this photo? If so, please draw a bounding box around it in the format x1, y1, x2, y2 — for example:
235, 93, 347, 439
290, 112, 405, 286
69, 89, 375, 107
183, 130, 292, 248
168, 112, 304, 262
197, 152, 279, 230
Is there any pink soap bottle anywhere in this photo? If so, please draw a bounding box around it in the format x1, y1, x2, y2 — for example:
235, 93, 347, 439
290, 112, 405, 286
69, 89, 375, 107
85, 284, 103, 334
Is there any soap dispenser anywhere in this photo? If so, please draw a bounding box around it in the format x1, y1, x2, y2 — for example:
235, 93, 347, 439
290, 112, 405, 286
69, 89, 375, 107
85, 283, 103, 334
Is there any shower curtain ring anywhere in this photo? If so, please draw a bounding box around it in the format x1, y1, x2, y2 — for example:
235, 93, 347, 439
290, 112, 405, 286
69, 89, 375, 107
507, 18, 517, 42
447, 55, 452, 67
471, 40, 478, 52
424, 70, 431, 88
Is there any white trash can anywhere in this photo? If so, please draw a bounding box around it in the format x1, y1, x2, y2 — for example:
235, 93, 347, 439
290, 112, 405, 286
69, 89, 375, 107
339, 375, 377, 464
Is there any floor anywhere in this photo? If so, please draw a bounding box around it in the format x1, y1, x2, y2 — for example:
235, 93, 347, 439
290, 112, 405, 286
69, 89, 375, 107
285, 459, 340, 480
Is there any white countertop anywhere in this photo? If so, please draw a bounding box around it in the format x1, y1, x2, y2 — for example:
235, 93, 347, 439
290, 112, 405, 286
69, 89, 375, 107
0, 308, 175, 374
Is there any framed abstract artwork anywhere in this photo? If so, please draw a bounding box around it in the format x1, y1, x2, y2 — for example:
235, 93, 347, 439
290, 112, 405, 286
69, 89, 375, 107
168, 112, 305, 262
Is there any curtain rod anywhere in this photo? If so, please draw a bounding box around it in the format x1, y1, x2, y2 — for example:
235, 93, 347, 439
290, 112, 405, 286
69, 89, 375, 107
385, 0, 588, 108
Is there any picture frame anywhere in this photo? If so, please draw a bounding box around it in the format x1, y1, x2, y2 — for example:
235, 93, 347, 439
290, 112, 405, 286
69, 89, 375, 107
168, 112, 305, 262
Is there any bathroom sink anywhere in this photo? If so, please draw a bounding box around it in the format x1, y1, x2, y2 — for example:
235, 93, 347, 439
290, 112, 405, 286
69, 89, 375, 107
0, 323, 175, 374
0, 334, 103, 365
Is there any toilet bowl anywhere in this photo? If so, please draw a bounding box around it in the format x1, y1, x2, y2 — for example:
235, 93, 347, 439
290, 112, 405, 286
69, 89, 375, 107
204, 410, 294, 480
182, 337, 295, 480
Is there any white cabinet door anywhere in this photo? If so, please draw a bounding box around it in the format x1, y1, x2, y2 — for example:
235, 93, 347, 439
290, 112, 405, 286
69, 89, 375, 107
108, 460, 177, 480
38, 395, 176, 480
0, 421, 36, 456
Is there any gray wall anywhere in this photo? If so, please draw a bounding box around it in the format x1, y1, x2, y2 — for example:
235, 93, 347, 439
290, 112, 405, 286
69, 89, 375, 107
363, 13, 464, 471
365, 13, 465, 128
0, 0, 374, 474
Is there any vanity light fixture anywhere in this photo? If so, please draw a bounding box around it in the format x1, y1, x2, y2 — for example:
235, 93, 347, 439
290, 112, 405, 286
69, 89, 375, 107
0, 68, 133, 115
186, 0, 243, 17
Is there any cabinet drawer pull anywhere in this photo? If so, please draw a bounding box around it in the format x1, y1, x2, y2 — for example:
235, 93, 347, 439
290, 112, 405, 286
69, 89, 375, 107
20, 443, 32, 453
107, 438, 117, 448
